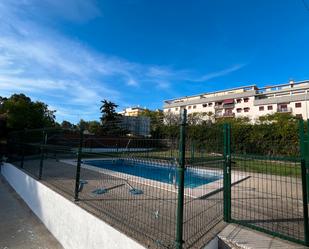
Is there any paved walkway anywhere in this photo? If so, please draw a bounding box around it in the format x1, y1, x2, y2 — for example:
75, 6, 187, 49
0, 175, 63, 249
218, 224, 307, 249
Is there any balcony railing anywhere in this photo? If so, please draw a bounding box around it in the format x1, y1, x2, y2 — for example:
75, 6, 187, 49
277, 107, 292, 113
215, 112, 235, 118
214, 105, 224, 109
223, 103, 235, 108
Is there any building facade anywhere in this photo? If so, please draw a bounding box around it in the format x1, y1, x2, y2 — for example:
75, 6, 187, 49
119, 107, 146, 117
119, 116, 150, 137
163, 80, 309, 122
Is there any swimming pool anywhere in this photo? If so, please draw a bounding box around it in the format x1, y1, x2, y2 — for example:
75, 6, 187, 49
83, 159, 222, 188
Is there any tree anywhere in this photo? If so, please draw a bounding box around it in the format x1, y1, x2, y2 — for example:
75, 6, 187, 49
140, 109, 163, 126
187, 112, 206, 125
77, 119, 88, 130
100, 99, 124, 135
0, 94, 56, 131
87, 120, 101, 134
61, 120, 75, 129
100, 100, 120, 124
164, 112, 180, 125
76, 119, 101, 134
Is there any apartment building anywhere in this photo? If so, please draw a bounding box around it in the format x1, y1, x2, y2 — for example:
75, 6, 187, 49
163, 80, 309, 122
119, 106, 146, 117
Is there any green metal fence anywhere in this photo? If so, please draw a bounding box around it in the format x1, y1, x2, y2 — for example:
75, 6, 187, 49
6, 112, 226, 249
4, 116, 309, 248
227, 120, 309, 246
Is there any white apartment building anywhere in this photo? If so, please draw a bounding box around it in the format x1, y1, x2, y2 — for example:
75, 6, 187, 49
163, 80, 309, 122
118, 106, 146, 117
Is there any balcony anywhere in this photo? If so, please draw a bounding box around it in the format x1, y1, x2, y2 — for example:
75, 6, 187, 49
223, 103, 235, 109
215, 112, 235, 118
277, 107, 292, 113
214, 105, 224, 109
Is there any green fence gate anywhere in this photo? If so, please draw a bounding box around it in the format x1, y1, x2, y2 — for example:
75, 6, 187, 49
224, 120, 309, 246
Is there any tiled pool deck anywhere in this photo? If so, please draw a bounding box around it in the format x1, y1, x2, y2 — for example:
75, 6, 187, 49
11, 157, 307, 249
18, 158, 225, 248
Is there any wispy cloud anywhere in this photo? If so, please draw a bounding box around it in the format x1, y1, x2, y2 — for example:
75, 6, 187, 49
0, 0, 245, 122
191, 64, 246, 82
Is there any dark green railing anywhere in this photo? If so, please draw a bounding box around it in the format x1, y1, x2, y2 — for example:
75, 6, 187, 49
226, 119, 309, 246
5, 117, 309, 248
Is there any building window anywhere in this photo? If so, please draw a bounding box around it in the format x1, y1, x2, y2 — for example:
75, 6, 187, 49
202, 103, 207, 108
244, 98, 249, 103
236, 99, 242, 103
259, 106, 264, 111
279, 104, 288, 111
267, 105, 273, 110
188, 106, 191, 109
168, 109, 171, 112
175, 107, 178, 111
295, 102, 302, 108
193, 105, 196, 109
208, 102, 213, 106
236, 108, 242, 113
244, 107, 250, 112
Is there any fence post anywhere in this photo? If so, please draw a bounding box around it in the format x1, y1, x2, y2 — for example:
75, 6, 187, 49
299, 119, 309, 245
74, 128, 84, 201
301, 159, 309, 246
175, 109, 187, 249
223, 123, 231, 222
38, 130, 47, 180
305, 119, 309, 203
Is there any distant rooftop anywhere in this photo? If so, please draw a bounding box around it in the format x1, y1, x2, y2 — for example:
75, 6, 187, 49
164, 79, 309, 104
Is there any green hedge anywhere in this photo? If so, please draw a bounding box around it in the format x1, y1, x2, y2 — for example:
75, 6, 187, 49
151, 113, 301, 157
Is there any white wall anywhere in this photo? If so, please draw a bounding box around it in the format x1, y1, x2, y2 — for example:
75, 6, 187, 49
1, 163, 145, 249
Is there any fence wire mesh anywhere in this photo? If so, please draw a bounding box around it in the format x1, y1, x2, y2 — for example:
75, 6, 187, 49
230, 122, 308, 245
182, 135, 224, 249
5, 119, 309, 248
6, 125, 226, 249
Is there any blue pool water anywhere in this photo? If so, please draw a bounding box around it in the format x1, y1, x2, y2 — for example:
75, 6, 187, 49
83, 159, 222, 188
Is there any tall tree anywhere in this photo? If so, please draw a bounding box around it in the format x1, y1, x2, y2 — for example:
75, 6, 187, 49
140, 109, 163, 137
0, 94, 56, 131
100, 100, 120, 124
100, 99, 124, 135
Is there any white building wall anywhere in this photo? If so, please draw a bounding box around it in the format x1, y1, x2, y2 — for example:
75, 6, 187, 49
163, 81, 309, 122
1, 163, 145, 249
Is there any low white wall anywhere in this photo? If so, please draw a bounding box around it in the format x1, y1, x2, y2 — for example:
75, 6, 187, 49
1, 163, 145, 249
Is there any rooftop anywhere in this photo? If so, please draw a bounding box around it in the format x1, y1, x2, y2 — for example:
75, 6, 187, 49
164, 79, 309, 105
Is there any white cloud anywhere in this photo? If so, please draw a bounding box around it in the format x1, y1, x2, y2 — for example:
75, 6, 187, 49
127, 78, 139, 86
190, 64, 246, 82
0, 0, 245, 122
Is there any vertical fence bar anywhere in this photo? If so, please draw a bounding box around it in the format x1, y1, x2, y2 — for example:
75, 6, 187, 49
305, 119, 309, 203
300, 119, 309, 245
74, 128, 84, 201
301, 159, 309, 246
38, 130, 47, 179
223, 123, 231, 222
175, 109, 187, 249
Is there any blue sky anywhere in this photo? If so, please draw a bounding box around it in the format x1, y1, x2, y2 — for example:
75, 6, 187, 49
0, 0, 309, 123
